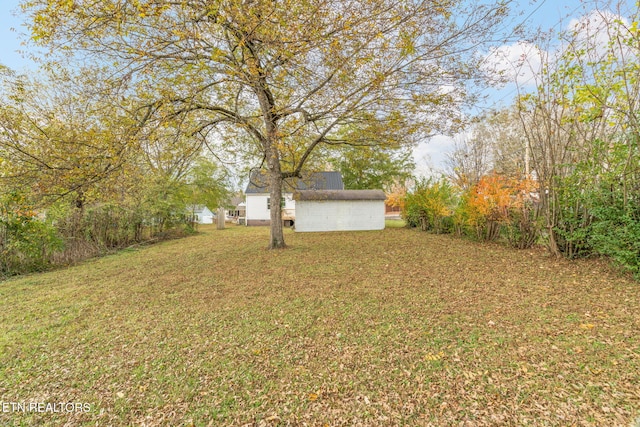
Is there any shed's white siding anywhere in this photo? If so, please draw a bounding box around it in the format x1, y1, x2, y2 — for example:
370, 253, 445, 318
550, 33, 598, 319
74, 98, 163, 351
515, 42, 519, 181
295, 199, 385, 232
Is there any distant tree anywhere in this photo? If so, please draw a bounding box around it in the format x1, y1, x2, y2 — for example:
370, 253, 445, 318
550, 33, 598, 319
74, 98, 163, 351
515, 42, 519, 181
476, 108, 529, 178
444, 134, 492, 191
331, 145, 414, 191
445, 107, 529, 191
0, 66, 228, 235
24, 0, 514, 248
385, 182, 408, 213
0, 68, 141, 209
185, 157, 230, 212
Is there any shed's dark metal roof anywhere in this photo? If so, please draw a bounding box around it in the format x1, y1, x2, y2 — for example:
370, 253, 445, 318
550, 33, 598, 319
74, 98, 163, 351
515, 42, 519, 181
293, 189, 387, 201
245, 171, 344, 193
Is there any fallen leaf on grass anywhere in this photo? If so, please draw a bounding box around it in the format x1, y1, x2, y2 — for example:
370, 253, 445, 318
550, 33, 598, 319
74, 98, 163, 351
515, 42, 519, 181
424, 351, 444, 361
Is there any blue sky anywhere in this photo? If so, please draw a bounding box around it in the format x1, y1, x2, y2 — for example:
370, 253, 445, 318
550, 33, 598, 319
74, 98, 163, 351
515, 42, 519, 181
1, 0, 637, 172
1, 0, 615, 71
1, 0, 33, 71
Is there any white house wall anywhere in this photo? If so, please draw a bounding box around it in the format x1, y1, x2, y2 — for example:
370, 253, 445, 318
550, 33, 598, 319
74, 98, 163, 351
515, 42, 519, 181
245, 194, 270, 226
283, 194, 295, 211
295, 200, 385, 232
245, 193, 295, 225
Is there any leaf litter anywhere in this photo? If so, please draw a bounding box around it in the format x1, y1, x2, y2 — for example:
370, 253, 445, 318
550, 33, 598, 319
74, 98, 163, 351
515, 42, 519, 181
0, 224, 638, 426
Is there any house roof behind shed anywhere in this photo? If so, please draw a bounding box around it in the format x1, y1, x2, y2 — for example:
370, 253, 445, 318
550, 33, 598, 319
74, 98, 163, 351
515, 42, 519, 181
230, 196, 245, 206
293, 189, 387, 201
245, 171, 344, 193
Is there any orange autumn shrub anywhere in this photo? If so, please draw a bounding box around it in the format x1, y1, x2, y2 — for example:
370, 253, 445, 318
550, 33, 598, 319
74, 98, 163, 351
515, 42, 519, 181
385, 185, 406, 213
456, 174, 539, 244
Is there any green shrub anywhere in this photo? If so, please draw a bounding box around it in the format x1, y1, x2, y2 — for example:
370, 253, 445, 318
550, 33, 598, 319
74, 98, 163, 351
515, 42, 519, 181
402, 178, 457, 233
550, 174, 594, 258
82, 204, 145, 248
0, 192, 62, 277
589, 184, 640, 278
505, 202, 541, 249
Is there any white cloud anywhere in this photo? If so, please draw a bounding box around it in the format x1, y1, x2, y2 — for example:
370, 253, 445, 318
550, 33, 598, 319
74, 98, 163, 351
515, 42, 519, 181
412, 134, 459, 177
479, 9, 630, 90
482, 41, 544, 87
566, 9, 631, 59
417, 7, 634, 173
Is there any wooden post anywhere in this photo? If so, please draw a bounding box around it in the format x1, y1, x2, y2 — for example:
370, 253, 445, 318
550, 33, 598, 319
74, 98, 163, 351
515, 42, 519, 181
217, 207, 225, 230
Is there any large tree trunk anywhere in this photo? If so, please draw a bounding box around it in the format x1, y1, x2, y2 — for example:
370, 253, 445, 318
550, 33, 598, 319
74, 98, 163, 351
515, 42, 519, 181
266, 141, 286, 249
252, 51, 286, 249
268, 168, 286, 249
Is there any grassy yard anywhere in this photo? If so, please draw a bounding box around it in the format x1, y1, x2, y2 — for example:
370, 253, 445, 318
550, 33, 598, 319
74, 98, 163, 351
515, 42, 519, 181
1, 224, 639, 426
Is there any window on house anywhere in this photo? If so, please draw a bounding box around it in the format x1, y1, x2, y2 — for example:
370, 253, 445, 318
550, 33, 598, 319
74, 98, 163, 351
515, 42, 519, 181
267, 197, 286, 210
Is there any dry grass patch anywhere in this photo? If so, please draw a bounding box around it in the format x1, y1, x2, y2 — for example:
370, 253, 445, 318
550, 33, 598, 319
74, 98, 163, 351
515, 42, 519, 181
1, 224, 639, 426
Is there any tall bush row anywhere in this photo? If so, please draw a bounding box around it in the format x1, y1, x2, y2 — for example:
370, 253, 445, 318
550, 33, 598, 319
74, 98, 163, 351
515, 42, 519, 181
0, 192, 195, 278
403, 174, 541, 248
403, 169, 640, 279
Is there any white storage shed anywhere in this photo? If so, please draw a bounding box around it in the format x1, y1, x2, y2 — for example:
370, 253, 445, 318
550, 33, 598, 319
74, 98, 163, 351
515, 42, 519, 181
244, 171, 344, 226
293, 189, 386, 232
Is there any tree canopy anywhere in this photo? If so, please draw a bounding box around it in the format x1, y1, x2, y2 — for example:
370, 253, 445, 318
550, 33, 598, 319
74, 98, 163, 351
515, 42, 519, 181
23, 0, 513, 248
330, 145, 414, 191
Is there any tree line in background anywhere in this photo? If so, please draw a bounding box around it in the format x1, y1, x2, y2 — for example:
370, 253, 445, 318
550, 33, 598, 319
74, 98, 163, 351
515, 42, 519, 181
400, 7, 640, 279
0, 58, 415, 277
0, 66, 231, 277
